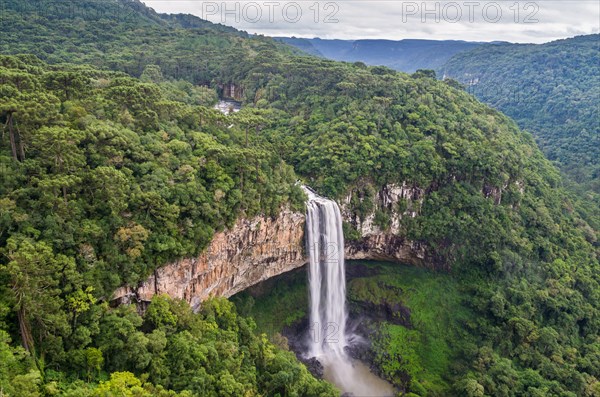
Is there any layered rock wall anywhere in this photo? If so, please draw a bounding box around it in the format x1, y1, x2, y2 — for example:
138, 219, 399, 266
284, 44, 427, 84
113, 209, 306, 310
219, 82, 244, 101
343, 183, 433, 267
113, 184, 436, 308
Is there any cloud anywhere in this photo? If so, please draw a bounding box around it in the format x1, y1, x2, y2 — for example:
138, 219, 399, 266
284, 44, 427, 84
143, 1, 600, 43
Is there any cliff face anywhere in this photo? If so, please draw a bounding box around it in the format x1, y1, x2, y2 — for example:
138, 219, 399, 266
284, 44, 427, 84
219, 82, 244, 101
112, 184, 437, 308
342, 183, 434, 268
113, 209, 306, 310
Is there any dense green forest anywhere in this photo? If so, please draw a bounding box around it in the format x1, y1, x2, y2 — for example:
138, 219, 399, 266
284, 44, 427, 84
440, 35, 600, 195
209, 48, 600, 395
0, 54, 328, 396
0, 0, 299, 84
0, 1, 599, 396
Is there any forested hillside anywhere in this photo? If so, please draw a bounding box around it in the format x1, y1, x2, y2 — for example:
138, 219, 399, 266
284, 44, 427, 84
440, 35, 600, 194
232, 51, 600, 395
0, 1, 599, 396
0, 0, 298, 83
0, 54, 331, 396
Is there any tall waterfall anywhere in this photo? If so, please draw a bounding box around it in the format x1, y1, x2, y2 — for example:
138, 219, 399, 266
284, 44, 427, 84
303, 187, 396, 396
304, 187, 348, 357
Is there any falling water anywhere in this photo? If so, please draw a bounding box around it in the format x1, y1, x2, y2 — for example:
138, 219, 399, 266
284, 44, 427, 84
303, 187, 395, 396
304, 187, 348, 357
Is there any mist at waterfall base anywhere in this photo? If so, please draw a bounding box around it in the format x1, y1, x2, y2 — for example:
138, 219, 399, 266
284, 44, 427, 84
304, 188, 395, 396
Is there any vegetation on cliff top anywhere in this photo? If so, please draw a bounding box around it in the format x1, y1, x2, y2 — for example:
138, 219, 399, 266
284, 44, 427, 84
0, 54, 313, 395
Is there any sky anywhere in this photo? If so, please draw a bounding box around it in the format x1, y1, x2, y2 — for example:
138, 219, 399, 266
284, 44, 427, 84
143, 1, 600, 43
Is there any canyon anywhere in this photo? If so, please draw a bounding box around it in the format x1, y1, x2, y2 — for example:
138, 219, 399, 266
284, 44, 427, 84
112, 184, 435, 309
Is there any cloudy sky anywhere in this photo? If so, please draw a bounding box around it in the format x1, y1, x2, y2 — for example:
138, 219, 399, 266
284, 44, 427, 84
144, 1, 599, 43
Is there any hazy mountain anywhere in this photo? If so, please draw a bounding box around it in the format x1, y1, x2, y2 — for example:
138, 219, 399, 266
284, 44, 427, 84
276, 37, 484, 72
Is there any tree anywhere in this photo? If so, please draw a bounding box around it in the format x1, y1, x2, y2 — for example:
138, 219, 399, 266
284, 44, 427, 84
8, 369, 42, 397
114, 223, 150, 260
66, 287, 96, 329
140, 65, 164, 84
144, 295, 178, 331
29, 126, 85, 204
1, 236, 75, 361
43, 71, 90, 101
93, 372, 150, 397
84, 348, 104, 382
413, 69, 437, 79
454, 378, 485, 397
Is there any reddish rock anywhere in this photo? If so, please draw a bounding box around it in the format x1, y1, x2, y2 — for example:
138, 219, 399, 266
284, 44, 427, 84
113, 209, 306, 310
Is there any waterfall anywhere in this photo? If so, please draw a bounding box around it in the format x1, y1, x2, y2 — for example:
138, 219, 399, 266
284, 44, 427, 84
303, 186, 396, 396
304, 187, 348, 357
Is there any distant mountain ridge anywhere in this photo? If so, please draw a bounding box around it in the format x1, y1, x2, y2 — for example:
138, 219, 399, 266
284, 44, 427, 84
275, 37, 485, 72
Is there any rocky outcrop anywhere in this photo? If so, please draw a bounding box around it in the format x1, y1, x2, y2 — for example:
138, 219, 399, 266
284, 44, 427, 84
219, 82, 244, 101
112, 209, 306, 310
342, 183, 424, 236
342, 183, 435, 268
346, 234, 428, 266
112, 183, 438, 309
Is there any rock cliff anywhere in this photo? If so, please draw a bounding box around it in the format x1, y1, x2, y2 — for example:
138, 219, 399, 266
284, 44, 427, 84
112, 184, 436, 308
219, 82, 244, 101
342, 183, 433, 268
113, 209, 306, 310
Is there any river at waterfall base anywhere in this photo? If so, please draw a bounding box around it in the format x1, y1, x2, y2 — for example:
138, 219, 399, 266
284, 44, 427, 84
304, 188, 395, 396
322, 356, 396, 396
